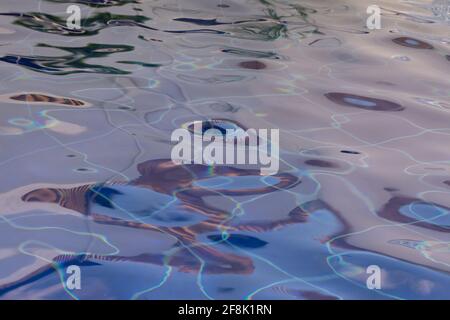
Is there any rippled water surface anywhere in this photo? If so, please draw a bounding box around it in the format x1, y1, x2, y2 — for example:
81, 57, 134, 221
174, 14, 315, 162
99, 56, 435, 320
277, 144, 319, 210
0, 0, 449, 299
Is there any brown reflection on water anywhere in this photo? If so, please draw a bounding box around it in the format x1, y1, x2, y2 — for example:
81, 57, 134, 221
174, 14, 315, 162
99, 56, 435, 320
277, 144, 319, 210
21, 159, 304, 274
238, 60, 267, 70
378, 196, 450, 233
9, 93, 86, 107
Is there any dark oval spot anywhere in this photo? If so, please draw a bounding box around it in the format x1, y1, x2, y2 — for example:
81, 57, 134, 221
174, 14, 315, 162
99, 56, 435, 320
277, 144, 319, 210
446, 55, 450, 61
75, 168, 95, 173
217, 4, 230, 8
209, 102, 239, 113
208, 234, 268, 248
305, 159, 337, 168
392, 37, 433, 49
340, 150, 361, 155
239, 60, 266, 70
325, 92, 404, 111
444, 180, 450, 187
173, 18, 223, 26
118, 106, 135, 111
66, 154, 77, 158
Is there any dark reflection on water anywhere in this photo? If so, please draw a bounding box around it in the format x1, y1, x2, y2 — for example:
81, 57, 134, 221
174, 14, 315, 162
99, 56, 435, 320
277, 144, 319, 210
46, 0, 139, 7
0, 12, 151, 36
0, 43, 134, 75
207, 234, 268, 249
222, 47, 283, 60
0, 0, 449, 300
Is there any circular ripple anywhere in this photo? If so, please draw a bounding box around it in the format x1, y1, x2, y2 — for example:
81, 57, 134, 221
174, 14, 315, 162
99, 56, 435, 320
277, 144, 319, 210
184, 119, 246, 136
325, 92, 404, 111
